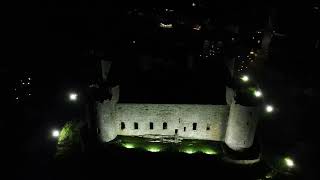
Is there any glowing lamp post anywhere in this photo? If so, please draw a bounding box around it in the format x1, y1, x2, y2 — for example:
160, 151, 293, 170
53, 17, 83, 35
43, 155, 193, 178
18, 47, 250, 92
69, 93, 78, 101
52, 129, 60, 138
254, 90, 262, 97
241, 75, 249, 82
284, 157, 295, 168
265, 105, 274, 113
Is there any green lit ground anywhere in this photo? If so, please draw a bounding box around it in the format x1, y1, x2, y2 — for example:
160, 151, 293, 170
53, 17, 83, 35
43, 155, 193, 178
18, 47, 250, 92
110, 135, 222, 155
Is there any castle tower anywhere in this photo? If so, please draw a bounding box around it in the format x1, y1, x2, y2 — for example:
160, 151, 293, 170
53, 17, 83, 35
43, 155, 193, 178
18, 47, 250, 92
224, 101, 258, 151
97, 86, 119, 142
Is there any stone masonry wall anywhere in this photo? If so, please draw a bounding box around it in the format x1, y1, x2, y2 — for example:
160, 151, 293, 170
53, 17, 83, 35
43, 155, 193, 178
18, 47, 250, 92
114, 104, 229, 141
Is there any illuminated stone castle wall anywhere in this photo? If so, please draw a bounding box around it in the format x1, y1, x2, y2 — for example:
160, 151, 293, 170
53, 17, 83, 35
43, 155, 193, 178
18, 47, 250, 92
115, 104, 229, 140
97, 87, 258, 151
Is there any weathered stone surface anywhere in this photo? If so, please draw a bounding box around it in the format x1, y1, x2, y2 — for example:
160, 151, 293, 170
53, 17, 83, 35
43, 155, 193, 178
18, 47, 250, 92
225, 102, 258, 150
97, 90, 258, 151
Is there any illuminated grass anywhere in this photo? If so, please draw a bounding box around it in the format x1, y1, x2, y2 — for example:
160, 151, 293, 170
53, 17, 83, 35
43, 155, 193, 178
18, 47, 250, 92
122, 143, 135, 149
183, 148, 197, 154
115, 136, 222, 155
202, 148, 217, 155
146, 146, 161, 152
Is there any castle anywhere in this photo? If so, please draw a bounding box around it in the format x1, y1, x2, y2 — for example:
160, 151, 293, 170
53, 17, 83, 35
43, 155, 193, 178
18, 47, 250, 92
97, 85, 258, 151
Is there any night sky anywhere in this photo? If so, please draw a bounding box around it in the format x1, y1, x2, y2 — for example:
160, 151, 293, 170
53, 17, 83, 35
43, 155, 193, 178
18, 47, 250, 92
2, 1, 320, 179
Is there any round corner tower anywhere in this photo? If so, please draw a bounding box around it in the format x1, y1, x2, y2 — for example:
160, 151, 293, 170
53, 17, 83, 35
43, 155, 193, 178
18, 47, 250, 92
224, 102, 258, 151
224, 87, 258, 151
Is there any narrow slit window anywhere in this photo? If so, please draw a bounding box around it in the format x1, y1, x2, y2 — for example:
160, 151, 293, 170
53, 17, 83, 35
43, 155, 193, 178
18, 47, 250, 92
163, 122, 167, 129
206, 124, 210, 130
134, 122, 138, 129
121, 122, 125, 130
193, 123, 197, 130
184, 127, 186, 132
150, 122, 153, 130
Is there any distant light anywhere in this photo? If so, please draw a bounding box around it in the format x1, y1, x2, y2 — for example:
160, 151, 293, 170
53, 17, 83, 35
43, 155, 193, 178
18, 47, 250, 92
250, 51, 254, 55
252, 37, 255, 39
132, 40, 135, 44
146, 146, 161, 152
232, 37, 235, 41
28, 93, 31, 96
257, 40, 261, 43
22, 82, 25, 85
160, 23, 173, 28
27, 82, 30, 85
193, 25, 201, 31
16, 97, 19, 100
52, 130, 60, 138
123, 143, 135, 149
28, 77, 31, 80
254, 90, 262, 97
241, 75, 249, 82
192, 2, 196, 7
69, 93, 78, 101
265, 105, 274, 113
284, 157, 294, 167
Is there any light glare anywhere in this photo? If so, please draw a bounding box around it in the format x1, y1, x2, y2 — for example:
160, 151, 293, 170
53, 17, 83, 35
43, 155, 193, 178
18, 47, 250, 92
52, 130, 60, 137
266, 105, 274, 112
69, 93, 78, 101
241, 75, 249, 82
284, 157, 294, 167
254, 90, 262, 97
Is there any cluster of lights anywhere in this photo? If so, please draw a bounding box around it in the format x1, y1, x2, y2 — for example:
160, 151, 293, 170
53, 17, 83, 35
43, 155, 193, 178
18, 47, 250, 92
240, 75, 274, 113
201, 40, 223, 58
14, 75, 32, 102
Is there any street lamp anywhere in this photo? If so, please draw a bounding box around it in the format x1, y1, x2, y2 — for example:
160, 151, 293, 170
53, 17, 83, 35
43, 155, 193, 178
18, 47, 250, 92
265, 105, 274, 113
69, 93, 78, 101
254, 90, 262, 97
52, 129, 60, 138
284, 157, 295, 168
241, 75, 249, 82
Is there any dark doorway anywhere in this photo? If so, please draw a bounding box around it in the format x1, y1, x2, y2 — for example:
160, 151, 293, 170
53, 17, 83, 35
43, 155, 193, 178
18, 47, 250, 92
175, 129, 178, 134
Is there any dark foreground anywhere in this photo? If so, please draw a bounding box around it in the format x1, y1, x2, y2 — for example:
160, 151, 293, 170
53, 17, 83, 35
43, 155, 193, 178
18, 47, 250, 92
12, 143, 300, 180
